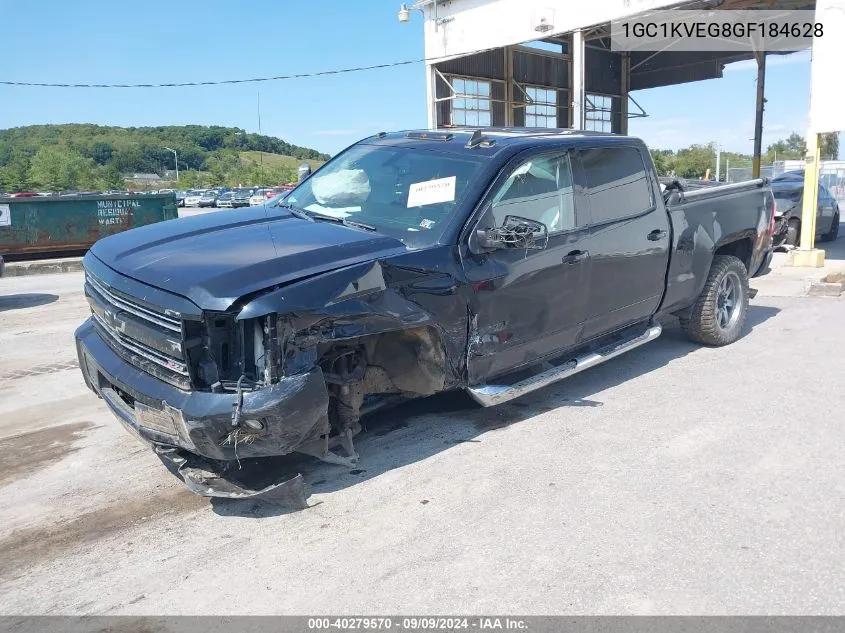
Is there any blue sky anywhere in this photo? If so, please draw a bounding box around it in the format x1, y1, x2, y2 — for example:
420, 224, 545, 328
0, 0, 815, 156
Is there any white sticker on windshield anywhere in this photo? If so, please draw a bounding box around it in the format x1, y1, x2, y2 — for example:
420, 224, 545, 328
407, 176, 456, 208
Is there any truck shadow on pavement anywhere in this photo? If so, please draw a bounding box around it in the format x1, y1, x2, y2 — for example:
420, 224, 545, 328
211, 304, 781, 518
0, 293, 59, 311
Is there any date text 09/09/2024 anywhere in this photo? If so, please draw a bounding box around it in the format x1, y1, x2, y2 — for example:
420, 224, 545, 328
621, 21, 823, 39
308, 617, 529, 630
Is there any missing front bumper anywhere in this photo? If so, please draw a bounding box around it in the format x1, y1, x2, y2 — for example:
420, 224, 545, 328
154, 445, 311, 506
75, 318, 331, 504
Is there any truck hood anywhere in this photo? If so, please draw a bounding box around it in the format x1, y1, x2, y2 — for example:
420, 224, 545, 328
89, 206, 407, 312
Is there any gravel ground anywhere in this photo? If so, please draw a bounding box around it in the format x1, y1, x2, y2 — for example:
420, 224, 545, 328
0, 267, 844, 615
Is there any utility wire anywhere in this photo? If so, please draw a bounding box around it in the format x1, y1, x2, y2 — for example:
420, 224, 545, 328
0, 49, 499, 89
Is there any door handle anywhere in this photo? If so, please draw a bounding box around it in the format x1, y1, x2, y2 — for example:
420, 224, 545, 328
647, 229, 667, 241
562, 250, 588, 264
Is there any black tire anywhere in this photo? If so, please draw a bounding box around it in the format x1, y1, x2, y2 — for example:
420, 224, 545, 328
786, 218, 801, 246
820, 212, 840, 242
680, 255, 750, 347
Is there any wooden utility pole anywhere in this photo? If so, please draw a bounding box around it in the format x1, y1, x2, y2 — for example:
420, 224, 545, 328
752, 51, 766, 179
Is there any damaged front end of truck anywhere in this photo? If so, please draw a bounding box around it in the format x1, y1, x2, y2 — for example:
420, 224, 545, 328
75, 252, 466, 507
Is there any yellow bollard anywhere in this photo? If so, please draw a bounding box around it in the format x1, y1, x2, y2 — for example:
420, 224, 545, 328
786, 133, 826, 267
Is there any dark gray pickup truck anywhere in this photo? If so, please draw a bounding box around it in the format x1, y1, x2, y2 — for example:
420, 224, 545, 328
74, 128, 774, 502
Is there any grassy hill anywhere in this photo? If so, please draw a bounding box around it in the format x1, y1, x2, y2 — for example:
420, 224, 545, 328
0, 124, 330, 192
238, 151, 325, 171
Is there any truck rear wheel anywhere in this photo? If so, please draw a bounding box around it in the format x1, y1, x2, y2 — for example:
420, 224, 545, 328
680, 255, 749, 347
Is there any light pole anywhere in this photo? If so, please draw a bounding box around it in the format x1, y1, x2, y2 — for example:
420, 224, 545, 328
163, 147, 179, 182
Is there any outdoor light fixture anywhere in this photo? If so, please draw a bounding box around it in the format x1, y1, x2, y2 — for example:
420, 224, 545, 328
533, 8, 555, 33
398, 1, 453, 26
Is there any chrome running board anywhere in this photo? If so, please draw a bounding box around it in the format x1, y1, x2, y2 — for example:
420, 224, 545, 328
466, 324, 663, 407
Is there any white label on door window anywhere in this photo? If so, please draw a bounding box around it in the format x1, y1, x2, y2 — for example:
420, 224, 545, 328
407, 176, 456, 208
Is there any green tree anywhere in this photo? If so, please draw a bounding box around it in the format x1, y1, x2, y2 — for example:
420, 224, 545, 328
179, 170, 207, 188
90, 141, 114, 165
0, 156, 31, 192
30, 145, 97, 191
100, 162, 125, 190
765, 133, 807, 162
785, 133, 807, 156
649, 149, 674, 175
29, 146, 66, 191
671, 143, 716, 178
820, 132, 839, 160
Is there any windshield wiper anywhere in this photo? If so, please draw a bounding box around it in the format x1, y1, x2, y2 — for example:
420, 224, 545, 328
277, 203, 313, 221
340, 218, 377, 232
278, 204, 377, 232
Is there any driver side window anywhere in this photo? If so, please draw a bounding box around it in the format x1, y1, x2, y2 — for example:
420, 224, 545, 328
490, 152, 575, 233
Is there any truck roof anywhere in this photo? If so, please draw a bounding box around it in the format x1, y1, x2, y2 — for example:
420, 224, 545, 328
359, 127, 647, 158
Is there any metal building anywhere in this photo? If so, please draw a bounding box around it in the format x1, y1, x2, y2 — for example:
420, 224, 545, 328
411, 0, 812, 153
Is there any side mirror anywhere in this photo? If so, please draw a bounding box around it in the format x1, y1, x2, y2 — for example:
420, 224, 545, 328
472, 215, 549, 253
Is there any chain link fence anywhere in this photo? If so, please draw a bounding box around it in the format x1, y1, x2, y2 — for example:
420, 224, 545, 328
727, 159, 845, 206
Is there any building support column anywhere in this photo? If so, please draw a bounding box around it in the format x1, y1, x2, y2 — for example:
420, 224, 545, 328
425, 63, 437, 129
504, 46, 514, 126
572, 29, 585, 130
620, 52, 630, 135
752, 51, 766, 178
786, 133, 826, 267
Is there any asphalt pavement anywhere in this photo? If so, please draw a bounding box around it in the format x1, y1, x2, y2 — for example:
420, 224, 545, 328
0, 260, 844, 615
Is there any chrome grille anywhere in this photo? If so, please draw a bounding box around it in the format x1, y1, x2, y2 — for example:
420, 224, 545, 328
85, 270, 189, 386
86, 273, 181, 333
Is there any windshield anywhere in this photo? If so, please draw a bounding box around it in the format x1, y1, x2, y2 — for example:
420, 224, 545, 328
283, 144, 483, 246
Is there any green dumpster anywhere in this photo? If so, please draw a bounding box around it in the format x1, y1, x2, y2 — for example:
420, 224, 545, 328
0, 193, 178, 258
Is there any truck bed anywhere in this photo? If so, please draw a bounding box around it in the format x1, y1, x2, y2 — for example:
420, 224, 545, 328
660, 178, 773, 316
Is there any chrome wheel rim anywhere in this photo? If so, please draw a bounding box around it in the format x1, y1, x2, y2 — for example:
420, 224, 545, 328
716, 271, 742, 330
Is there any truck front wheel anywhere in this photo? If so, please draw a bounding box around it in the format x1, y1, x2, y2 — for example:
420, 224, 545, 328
680, 255, 749, 346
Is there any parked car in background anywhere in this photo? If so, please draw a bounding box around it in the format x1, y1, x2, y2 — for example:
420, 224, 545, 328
217, 192, 234, 208
231, 189, 252, 208
771, 179, 840, 247
183, 190, 205, 207
249, 189, 270, 206
773, 170, 804, 182
174, 190, 188, 207
198, 191, 218, 208
264, 191, 290, 208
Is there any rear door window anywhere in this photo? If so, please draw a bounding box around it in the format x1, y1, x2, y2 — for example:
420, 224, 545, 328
581, 146, 653, 224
